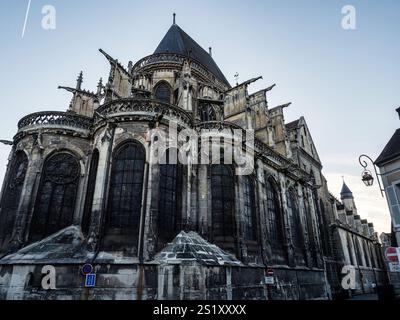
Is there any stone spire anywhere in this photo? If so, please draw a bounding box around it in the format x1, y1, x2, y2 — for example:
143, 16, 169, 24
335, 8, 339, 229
76, 71, 83, 90
340, 180, 353, 200
340, 179, 357, 214
96, 78, 103, 96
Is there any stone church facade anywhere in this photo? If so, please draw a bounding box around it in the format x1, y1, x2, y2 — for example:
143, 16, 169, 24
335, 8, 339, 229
0, 19, 387, 300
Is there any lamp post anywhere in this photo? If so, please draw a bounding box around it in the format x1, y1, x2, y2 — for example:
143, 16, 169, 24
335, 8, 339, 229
0, 140, 12, 146
358, 154, 385, 197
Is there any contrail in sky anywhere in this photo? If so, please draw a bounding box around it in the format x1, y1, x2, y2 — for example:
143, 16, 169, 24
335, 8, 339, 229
22, 0, 32, 38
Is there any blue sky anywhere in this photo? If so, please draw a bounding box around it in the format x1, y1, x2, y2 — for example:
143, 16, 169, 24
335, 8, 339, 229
0, 0, 399, 233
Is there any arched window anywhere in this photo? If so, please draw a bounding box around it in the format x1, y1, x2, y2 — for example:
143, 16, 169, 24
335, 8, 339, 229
211, 165, 235, 241
103, 141, 145, 253
243, 176, 257, 241
265, 178, 285, 256
0, 151, 28, 249
157, 149, 183, 250
200, 104, 217, 122
154, 82, 171, 104
82, 149, 99, 236
287, 188, 306, 265
29, 152, 80, 243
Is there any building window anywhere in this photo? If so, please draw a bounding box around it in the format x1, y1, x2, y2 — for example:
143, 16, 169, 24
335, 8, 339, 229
154, 82, 171, 104
211, 165, 235, 240
0, 151, 28, 249
243, 176, 257, 241
287, 187, 306, 264
103, 141, 145, 253
29, 152, 80, 243
386, 184, 400, 227
82, 149, 99, 236
200, 104, 217, 122
265, 178, 285, 256
157, 149, 183, 250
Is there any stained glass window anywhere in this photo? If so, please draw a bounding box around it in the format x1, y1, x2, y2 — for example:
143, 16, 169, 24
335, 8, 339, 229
102, 142, 145, 253
211, 165, 235, 239
155, 82, 171, 104
157, 149, 183, 249
29, 152, 80, 242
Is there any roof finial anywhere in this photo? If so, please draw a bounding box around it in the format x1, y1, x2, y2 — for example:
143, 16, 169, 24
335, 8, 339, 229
76, 71, 83, 90
209, 47, 212, 57
396, 106, 400, 120
173, 13, 176, 25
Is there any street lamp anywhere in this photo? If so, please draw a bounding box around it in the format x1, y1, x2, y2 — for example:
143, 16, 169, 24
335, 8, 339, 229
358, 154, 384, 197
361, 170, 374, 187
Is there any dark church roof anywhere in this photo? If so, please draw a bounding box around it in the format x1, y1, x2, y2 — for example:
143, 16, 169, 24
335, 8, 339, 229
375, 129, 400, 166
341, 181, 353, 199
286, 119, 300, 131
154, 24, 231, 88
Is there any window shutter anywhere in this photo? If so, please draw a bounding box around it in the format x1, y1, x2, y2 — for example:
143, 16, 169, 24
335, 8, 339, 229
386, 185, 400, 227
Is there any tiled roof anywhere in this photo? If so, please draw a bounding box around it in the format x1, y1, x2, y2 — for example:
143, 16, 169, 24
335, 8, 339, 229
154, 24, 230, 87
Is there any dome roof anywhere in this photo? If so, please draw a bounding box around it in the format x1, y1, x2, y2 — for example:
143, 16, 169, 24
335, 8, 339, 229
154, 24, 231, 88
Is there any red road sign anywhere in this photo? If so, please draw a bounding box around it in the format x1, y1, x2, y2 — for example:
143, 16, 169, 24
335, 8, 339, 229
385, 247, 399, 262
266, 269, 274, 277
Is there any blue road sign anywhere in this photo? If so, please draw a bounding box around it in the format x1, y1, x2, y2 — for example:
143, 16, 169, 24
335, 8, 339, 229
81, 264, 94, 275
85, 274, 96, 288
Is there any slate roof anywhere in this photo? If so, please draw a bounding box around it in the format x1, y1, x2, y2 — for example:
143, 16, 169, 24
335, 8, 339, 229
152, 231, 243, 266
340, 181, 353, 199
285, 119, 300, 131
375, 129, 400, 166
154, 24, 231, 88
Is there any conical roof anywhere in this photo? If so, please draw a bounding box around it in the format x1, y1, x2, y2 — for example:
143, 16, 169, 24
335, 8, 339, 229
341, 181, 353, 199
154, 24, 230, 87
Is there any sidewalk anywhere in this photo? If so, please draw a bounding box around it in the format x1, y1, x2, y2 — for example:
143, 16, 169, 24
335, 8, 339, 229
347, 294, 378, 300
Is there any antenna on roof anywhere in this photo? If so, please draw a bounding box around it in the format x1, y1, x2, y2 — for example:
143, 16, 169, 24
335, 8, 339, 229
173, 13, 176, 25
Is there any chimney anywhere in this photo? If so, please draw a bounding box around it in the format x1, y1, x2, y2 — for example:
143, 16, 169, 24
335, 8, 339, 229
396, 107, 400, 120
209, 47, 212, 57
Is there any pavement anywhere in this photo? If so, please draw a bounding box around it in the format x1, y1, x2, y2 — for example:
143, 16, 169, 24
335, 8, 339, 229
347, 293, 378, 300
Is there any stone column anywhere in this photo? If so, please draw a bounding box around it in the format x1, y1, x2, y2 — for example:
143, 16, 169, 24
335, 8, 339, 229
12, 146, 44, 248
87, 124, 115, 251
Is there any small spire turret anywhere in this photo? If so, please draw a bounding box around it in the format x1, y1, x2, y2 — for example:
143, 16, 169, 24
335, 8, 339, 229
76, 71, 83, 90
